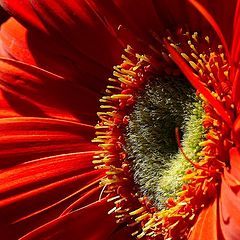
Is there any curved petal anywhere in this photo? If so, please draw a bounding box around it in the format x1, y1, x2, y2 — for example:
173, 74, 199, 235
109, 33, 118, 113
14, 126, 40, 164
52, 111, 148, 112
18, 198, 118, 240
0, 58, 103, 123
0, 17, 115, 83
220, 175, 240, 240
191, 149, 240, 240
218, 148, 240, 239
0, 1, 123, 74
189, 197, 223, 240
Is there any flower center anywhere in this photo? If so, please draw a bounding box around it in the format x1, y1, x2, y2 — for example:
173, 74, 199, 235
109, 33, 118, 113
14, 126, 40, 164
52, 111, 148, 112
125, 76, 205, 208
93, 29, 233, 239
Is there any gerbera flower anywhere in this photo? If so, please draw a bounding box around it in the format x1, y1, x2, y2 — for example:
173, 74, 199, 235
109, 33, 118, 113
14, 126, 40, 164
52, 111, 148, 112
0, 0, 239, 239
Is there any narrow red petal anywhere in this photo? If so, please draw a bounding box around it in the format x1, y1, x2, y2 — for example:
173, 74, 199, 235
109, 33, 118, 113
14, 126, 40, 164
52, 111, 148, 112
19, 198, 118, 240
0, 57, 101, 123
0, 117, 97, 167
0, 151, 105, 239
231, 0, 240, 106
59, 185, 102, 217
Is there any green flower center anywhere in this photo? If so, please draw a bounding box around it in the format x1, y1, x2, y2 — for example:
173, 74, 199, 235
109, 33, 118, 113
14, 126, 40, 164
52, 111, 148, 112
125, 76, 205, 209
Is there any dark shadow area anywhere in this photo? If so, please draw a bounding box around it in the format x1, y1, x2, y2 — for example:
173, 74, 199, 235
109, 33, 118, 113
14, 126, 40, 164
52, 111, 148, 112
0, 6, 9, 24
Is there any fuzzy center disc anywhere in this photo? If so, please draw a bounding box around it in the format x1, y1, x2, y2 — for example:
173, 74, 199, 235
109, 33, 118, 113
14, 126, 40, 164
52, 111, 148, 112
125, 76, 205, 208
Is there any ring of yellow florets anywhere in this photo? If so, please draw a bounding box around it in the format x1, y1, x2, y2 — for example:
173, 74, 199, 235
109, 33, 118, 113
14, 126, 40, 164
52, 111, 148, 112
93, 30, 233, 239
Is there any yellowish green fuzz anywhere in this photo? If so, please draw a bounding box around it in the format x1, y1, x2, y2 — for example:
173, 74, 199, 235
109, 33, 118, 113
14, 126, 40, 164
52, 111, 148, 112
125, 76, 205, 209
156, 100, 205, 207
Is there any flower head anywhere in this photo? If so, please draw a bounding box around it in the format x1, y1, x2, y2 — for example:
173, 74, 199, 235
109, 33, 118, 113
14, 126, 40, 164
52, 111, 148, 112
0, 1, 239, 239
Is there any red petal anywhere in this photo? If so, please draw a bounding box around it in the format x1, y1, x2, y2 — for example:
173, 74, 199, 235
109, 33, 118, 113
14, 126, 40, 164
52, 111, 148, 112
85, 0, 237, 56
0, 117, 97, 167
232, 0, 240, 107
19, 198, 118, 240
0, 18, 36, 62
109, 224, 134, 240
1, 1, 237, 77
0, 116, 107, 239
231, 0, 240, 66
152, 0, 209, 31
0, 0, 46, 32
88, 0, 164, 47
0, 17, 114, 83
220, 175, 240, 240
189, 197, 222, 240
0, 1, 123, 73
0, 58, 102, 123
232, 116, 240, 146
0, 90, 22, 118
229, 147, 240, 182
0, 148, 105, 239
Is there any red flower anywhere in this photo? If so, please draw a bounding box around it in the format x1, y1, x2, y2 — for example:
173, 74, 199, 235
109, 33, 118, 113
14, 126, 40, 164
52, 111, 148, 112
0, 1, 239, 239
